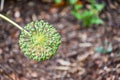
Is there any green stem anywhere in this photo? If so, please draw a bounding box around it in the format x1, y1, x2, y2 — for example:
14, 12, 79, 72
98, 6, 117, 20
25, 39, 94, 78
0, 14, 30, 35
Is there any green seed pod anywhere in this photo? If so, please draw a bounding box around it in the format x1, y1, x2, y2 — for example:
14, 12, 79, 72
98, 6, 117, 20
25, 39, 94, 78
19, 20, 61, 61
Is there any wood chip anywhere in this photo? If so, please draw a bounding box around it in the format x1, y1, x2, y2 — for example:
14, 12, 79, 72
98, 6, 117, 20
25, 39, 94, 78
79, 43, 92, 47
57, 59, 71, 66
54, 66, 70, 71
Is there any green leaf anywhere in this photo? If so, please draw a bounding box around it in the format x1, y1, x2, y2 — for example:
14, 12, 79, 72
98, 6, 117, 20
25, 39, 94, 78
69, 0, 78, 4
54, 0, 62, 4
91, 16, 103, 24
74, 4, 82, 10
71, 11, 81, 19
95, 4, 104, 11
90, 0, 96, 4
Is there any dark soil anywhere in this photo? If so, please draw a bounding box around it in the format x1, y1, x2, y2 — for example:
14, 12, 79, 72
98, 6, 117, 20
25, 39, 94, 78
0, 0, 120, 80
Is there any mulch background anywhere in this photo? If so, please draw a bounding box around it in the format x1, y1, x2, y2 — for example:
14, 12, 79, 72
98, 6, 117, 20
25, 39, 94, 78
0, 0, 120, 80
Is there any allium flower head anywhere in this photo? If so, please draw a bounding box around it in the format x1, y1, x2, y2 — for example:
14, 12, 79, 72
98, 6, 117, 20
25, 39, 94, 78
19, 20, 61, 61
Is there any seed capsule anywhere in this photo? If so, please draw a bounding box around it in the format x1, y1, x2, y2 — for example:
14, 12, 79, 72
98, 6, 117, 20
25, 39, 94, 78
19, 20, 61, 61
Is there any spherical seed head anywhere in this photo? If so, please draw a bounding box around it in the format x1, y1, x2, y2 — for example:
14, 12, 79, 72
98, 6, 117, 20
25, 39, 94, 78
19, 20, 61, 61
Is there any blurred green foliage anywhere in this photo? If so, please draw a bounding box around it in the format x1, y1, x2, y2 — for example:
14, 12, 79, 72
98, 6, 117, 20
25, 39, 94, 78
54, 0, 62, 4
69, 0, 78, 5
54, 0, 104, 27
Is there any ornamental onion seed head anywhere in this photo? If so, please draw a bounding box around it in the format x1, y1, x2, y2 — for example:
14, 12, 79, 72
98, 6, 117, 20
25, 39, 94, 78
19, 20, 61, 61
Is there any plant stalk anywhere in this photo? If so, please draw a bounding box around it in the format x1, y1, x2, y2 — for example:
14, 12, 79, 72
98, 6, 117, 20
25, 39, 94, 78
0, 14, 30, 35
0, 0, 4, 11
